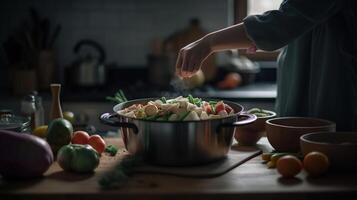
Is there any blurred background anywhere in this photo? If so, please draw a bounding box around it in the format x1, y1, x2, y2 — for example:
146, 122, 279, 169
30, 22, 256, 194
0, 0, 282, 133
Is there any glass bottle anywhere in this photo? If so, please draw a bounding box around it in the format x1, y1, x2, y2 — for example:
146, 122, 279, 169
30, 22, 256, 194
34, 92, 45, 127
21, 94, 36, 130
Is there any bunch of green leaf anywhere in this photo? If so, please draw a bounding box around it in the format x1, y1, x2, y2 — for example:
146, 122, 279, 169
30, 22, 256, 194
106, 90, 128, 104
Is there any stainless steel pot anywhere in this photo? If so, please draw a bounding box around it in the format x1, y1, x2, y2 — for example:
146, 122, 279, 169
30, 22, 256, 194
100, 98, 256, 166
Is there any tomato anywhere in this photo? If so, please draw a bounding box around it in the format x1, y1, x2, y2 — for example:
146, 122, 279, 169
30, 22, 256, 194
303, 152, 329, 177
88, 135, 106, 154
276, 155, 303, 178
215, 101, 225, 114
57, 144, 99, 173
203, 102, 213, 114
71, 131, 90, 145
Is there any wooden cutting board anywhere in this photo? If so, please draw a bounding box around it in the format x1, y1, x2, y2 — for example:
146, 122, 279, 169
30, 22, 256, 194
133, 144, 261, 178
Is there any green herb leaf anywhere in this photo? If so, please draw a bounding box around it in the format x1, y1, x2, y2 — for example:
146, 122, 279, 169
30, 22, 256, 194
193, 97, 202, 107
106, 89, 128, 104
209, 100, 218, 105
188, 94, 194, 104
99, 156, 142, 189
105, 145, 118, 156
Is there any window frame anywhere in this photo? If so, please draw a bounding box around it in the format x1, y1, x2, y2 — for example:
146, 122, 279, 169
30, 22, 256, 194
234, 0, 279, 61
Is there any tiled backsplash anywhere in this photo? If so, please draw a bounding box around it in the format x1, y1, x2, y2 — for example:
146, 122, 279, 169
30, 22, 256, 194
0, 0, 229, 87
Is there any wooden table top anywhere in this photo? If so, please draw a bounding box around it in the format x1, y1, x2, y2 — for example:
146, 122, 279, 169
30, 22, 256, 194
1, 137, 357, 200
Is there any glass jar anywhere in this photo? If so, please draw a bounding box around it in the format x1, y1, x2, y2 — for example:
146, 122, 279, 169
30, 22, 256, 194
21, 91, 45, 130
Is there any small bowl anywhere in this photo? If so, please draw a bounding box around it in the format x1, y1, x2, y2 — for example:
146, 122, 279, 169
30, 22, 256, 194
234, 110, 276, 146
266, 117, 336, 152
300, 132, 357, 170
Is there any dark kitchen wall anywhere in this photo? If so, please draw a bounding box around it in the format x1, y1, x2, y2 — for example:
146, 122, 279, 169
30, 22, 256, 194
0, 0, 229, 87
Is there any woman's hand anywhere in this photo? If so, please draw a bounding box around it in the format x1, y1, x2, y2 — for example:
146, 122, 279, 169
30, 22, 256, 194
175, 23, 254, 78
175, 36, 212, 78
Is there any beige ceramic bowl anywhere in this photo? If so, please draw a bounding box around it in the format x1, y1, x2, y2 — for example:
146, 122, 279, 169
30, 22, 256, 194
300, 132, 357, 170
234, 110, 276, 146
265, 117, 336, 152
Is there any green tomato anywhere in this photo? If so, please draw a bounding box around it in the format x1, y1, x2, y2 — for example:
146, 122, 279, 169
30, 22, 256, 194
57, 144, 100, 173
57, 145, 74, 171
63, 111, 75, 124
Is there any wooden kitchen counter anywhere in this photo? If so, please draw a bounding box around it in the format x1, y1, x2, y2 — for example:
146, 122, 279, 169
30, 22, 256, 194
1, 137, 356, 200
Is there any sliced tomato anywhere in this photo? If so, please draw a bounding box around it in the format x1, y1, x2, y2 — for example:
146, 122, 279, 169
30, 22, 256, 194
225, 104, 233, 114
215, 101, 225, 114
203, 102, 213, 114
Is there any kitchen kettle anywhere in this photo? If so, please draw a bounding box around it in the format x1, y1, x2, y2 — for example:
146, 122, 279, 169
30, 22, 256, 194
70, 39, 106, 87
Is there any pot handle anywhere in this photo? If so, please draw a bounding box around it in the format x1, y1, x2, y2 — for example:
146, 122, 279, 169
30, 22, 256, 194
217, 112, 257, 132
99, 113, 139, 134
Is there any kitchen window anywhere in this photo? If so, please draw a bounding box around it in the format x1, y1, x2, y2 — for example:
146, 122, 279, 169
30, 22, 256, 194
233, 0, 283, 61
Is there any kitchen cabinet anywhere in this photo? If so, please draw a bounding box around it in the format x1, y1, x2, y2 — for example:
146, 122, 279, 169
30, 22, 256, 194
1, 137, 356, 200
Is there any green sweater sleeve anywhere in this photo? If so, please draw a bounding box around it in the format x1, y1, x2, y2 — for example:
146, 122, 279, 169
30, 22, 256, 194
243, 0, 344, 51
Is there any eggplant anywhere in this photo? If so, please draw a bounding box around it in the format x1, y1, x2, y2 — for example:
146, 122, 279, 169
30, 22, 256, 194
0, 130, 54, 179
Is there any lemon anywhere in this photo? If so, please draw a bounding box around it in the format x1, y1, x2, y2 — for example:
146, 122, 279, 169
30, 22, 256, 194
33, 125, 48, 138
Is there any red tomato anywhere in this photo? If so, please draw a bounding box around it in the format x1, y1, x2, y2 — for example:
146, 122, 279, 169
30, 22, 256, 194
277, 155, 303, 178
88, 135, 106, 154
215, 101, 225, 114
203, 102, 213, 114
71, 131, 90, 145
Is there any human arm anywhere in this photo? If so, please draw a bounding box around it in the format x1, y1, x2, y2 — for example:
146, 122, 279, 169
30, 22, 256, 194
176, 0, 344, 78
175, 23, 253, 78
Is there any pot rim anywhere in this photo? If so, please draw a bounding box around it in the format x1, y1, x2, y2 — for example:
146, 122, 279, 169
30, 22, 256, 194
300, 132, 357, 147
112, 97, 247, 123
266, 117, 336, 129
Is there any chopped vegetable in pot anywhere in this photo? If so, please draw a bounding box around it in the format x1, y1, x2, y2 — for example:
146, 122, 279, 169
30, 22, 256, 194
117, 96, 235, 121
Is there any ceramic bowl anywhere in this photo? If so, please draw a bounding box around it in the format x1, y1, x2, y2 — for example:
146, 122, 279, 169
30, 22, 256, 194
234, 110, 276, 146
265, 117, 336, 152
300, 132, 357, 170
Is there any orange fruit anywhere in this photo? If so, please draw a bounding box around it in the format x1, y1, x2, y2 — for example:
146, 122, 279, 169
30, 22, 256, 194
276, 155, 303, 178
303, 152, 329, 177
71, 131, 90, 145
88, 135, 106, 154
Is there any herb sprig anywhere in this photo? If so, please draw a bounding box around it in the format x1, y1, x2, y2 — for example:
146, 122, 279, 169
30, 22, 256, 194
106, 90, 128, 104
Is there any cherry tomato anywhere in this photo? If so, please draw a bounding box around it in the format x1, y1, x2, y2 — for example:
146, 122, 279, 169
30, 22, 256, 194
71, 131, 90, 145
203, 102, 213, 114
88, 135, 106, 154
303, 152, 329, 177
215, 101, 225, 114
276, 155, 303, 178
